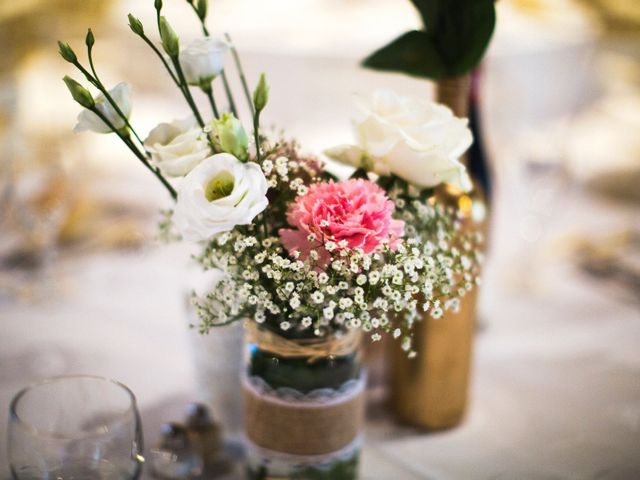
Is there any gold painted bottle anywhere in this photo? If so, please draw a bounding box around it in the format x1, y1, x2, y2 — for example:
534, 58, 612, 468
389, 74, 489, 430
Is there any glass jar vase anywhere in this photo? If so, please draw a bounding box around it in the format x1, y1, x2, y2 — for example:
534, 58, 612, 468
242, 322, 364, 479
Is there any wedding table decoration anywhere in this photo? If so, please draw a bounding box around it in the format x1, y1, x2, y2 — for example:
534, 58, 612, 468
58, 1, 481, 477
362, 0, 496, 430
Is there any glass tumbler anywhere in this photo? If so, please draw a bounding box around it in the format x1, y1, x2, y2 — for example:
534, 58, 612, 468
8, 375, 144, 479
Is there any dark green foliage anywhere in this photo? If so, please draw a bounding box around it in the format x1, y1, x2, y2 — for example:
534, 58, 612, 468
363, 0, 496, 79
248, 347, 360, 394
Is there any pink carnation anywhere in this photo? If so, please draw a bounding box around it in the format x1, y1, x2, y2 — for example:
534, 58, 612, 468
279, 178, 404, 264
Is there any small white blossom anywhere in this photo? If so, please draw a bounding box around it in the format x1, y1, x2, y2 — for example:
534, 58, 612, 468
338, 298, 353, 309
280, 321, 291, 331
311, 291, 325, 304
262, 159, 273, 174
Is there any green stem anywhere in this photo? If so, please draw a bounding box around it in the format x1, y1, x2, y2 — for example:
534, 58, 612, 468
225, 33, 254, 116
186, 2, 239, 118
203, 86, 219, 119
137, 33, 181, 87
133, 33, 210, 133
261, 213, 268, 240
171, 57, 205, 127
91, 107, 177, 200
189, 2, 210, 36
253, 112, 261, 163
220, 70, 238, 117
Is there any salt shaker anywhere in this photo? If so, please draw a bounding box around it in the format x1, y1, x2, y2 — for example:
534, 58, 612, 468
151, 422, 204, 479
184, 403, 230, 475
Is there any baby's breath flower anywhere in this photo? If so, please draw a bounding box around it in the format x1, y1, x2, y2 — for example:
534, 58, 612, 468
338, 298, 353, 309
262, 159, 273, 174
350, 318, 362, 328
190, 176, 481, 357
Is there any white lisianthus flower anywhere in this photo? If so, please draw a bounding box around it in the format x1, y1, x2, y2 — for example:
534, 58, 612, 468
74, 82, 131, 134
173, 153, 269, 241
325, 90, 473, 192
144, 117, 210, 177
180, 37, 228, 87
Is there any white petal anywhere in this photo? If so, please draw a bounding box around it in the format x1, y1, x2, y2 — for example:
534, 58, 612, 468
323, 145, 366, 168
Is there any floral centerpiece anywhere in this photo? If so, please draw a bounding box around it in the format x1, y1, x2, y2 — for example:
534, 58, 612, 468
59, 1, 481, 478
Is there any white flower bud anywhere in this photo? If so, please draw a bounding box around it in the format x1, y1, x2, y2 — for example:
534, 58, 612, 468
180, 37, 228, 87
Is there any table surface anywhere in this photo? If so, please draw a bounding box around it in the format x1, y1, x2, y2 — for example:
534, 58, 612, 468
2, 24, 640, 479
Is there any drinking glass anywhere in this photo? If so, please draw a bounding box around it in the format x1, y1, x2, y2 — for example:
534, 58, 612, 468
8, 375, 144, 479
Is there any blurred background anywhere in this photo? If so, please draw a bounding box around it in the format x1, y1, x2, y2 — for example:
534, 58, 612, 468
1, 0, 639, 478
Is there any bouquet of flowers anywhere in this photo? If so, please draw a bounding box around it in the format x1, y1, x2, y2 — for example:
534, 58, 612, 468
60, 1, 481, 478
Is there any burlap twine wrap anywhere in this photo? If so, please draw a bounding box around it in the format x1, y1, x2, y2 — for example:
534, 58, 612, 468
244, 323, 365, 456
244, 322, 361, 363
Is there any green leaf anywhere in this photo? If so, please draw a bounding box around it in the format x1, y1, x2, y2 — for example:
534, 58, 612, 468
349, 167, 370, 180
434, 0, 495, 76
363, 0, 496, 79
410, 0, 440, 32
362, 31, 448, 79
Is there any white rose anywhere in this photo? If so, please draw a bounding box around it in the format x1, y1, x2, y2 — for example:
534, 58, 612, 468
325, 90, 473, 192
173, 153, 269, 241
180, 37, 228, 87
74, 82, 132, 134
144, 117, 210, 177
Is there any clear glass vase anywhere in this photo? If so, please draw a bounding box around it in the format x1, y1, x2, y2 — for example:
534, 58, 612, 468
242, 324, 364, 480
